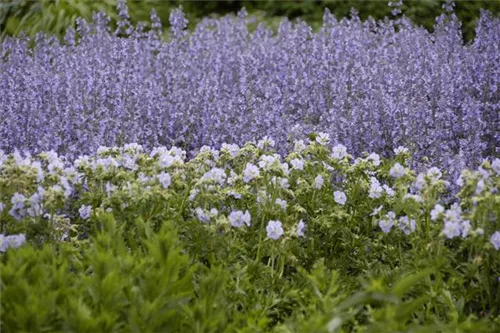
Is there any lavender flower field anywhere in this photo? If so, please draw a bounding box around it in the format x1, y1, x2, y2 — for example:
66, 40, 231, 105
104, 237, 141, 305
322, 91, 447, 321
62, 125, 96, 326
1, 2, 500, 332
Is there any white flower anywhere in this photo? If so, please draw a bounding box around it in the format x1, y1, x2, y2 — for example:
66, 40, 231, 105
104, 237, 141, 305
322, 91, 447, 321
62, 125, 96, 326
398, 216, 416, 235
11, 193, 26, 209
189, 189, 199, 201
278, 177, 290, 189
195, 207, 217, 223
271, 176, 290, 189
32, 161, 45, 182
490, 231, 500, 250
367, 153, 381, 166
334, 191, 347, 205
201, 167, 226, 186
257, 190, 271, 204
221, 143, 240, 158
243, 163, 260, 183
445, 203, 462, 223
209, 208, 218, 217
257, 136, 275, 149
169, 147, 186, 161
370, 205, 383, 216
157, 172, 171, 189
475, 179, 485, 195
199, 146, 213, 154
0, 202, 4, 213
290, 158, 305, 171
476, 228, 484, 235
275, 198, 287, 211
121, 154, 138, 171
13, 150, 31, 167
316, 132, 330, 145
259, 154, 280, 169
296, 220, 306, 237
0, 150, 6, 168
331, 144, 347, 160
74, 155, 90, 168
94, 156, 119, 171
27, 206, 42, 218
27, 189, 44, 217
266, 220, 284, 240
389, 163, 405, 178
383, 185, 395, 197
123, 142, 143, 153
294, 140, 306, 153
228, 210, 251, 228
225, 170, 237, 186
415, 173, 426, 190
394, 146, 409, 155
79, 205, 92, 220
47, 158, 65, 174
492, 158, 500, 175
314, 175, 324, 189
322, 161, 335, 172
430, 204, 445, 221
281, 162, 290, 176
229, 190, 242, 199
427, 167, 442, 181
59, 176, 73, 198
404, 193, 423, 203
461, 220, 472, 238
195, 207, 209, 223
443, 221, 461, 239
478, 166, 490, 179
97, 146, 111, 155
138, 173, 151, 183
368, 177, 383, 199
159, 154, 175, 168
105, 182, 116, 197
200, 146, 220, 161
379, 212, 396, 233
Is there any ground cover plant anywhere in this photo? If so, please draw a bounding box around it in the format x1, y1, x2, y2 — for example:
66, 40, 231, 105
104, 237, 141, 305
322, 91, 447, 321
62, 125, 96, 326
1, 139, 500, 331
1, 1, 500, 332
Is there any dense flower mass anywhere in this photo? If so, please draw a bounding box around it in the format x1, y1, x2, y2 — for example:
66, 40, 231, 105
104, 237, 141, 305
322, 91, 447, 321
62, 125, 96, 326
1, 3, 500, 330
1, 138, 499, 330
0, 5, 498, 176
0, 140, 498, 250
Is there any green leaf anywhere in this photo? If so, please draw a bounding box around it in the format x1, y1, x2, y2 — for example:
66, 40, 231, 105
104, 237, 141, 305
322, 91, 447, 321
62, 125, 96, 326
392, 267, 434, 298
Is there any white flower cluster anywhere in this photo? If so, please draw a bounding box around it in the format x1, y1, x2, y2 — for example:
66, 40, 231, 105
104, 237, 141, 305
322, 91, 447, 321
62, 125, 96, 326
378, 212, 416, 235
201, 167, 226, 186
243, 163, 260, 183
1, 142, 499, 254
194, 207, 219, 223
228, 210, 251, 228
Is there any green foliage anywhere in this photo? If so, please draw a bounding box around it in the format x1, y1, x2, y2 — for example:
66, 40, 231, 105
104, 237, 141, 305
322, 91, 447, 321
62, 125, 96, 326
1, 0, 498, 41
1, 216, 197, 332
1, 0, 116, 37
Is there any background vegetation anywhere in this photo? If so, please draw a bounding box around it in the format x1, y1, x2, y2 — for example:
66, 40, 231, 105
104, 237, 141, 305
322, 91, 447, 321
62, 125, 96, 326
1, 0, 499, 42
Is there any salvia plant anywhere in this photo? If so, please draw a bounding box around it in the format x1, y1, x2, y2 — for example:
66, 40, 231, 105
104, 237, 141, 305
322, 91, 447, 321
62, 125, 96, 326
1, 138, 500, 331
0, 2, 499, 177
